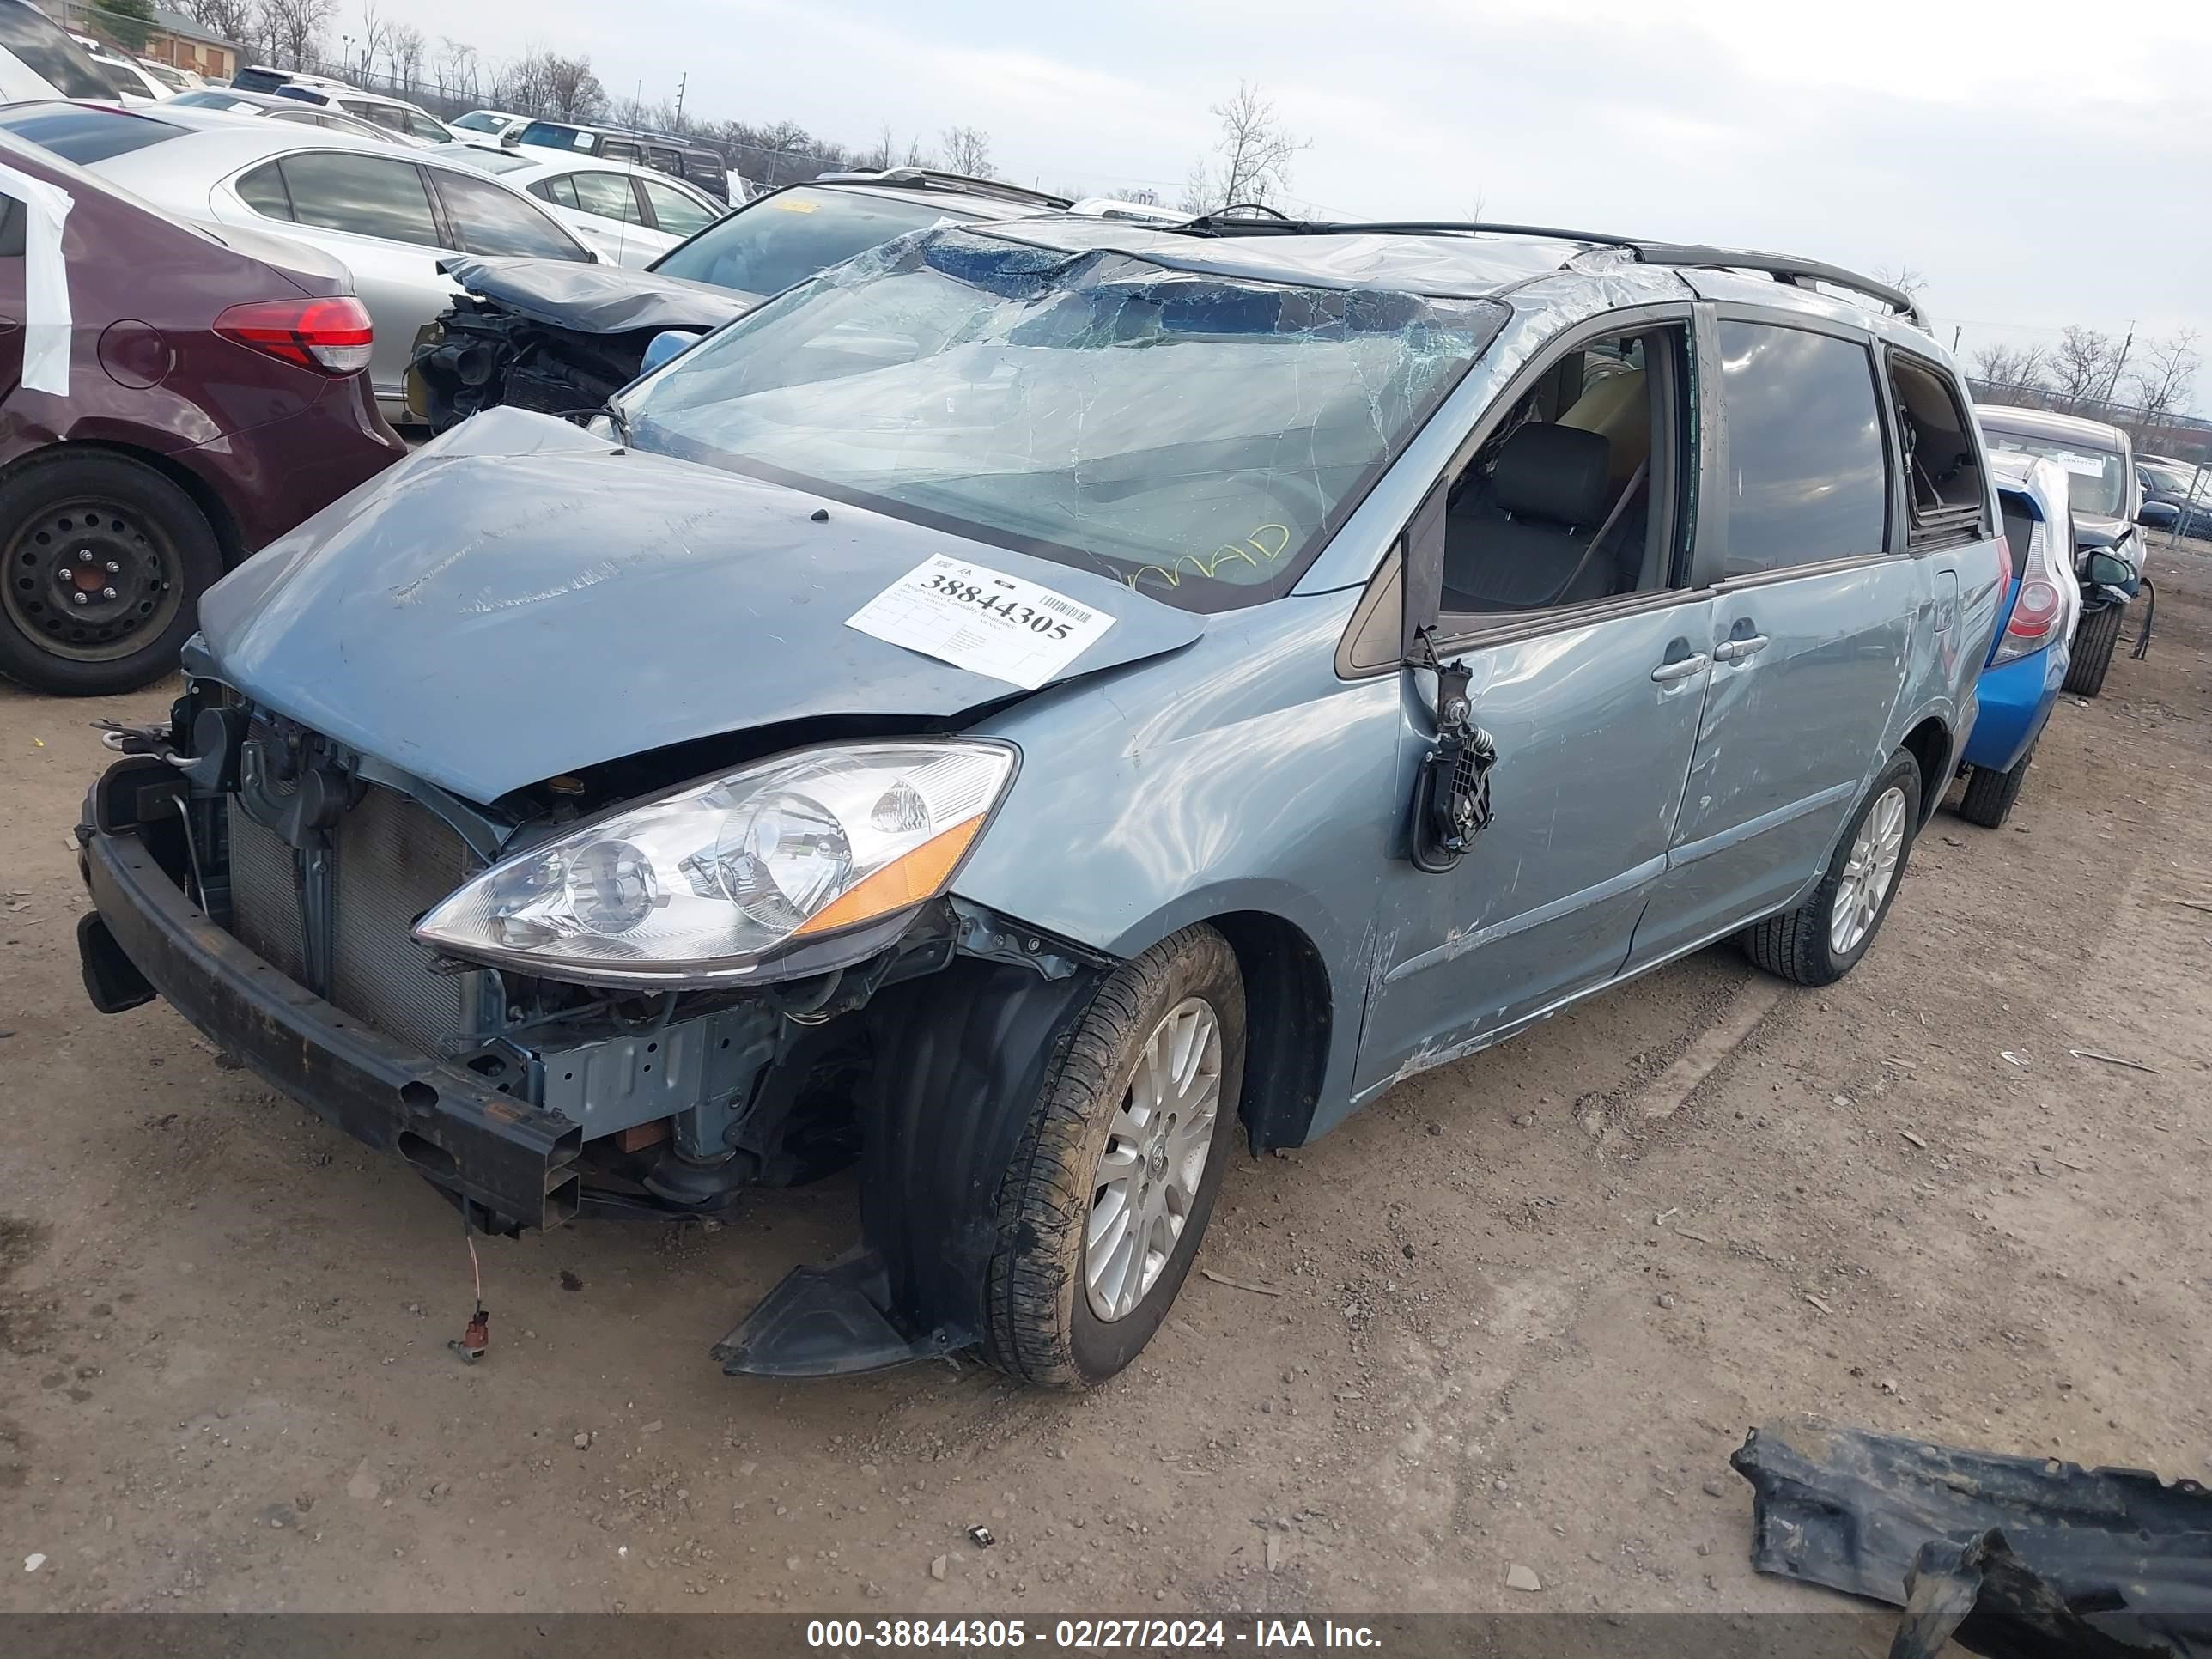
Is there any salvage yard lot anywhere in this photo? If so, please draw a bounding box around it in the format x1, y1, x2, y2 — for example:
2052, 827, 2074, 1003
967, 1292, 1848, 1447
2, 543, 2208, 1616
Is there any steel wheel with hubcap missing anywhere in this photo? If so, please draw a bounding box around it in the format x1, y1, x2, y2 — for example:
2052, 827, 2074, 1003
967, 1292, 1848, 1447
1830, 783, 1906, 956
1084, 995, 1222, 1322
4, 499, 184, 665
0, 452, 222, 696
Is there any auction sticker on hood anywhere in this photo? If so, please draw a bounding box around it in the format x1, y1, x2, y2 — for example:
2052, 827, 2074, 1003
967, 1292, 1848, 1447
846, 554, 1116, 690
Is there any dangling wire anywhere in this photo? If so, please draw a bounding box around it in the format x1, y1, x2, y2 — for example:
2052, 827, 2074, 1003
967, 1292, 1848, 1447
453, 1206, 489, 1364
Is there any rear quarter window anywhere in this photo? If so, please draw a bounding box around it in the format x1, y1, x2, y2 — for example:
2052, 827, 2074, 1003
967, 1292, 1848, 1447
430, 166, 591, 258
1717, 319, 1889, 576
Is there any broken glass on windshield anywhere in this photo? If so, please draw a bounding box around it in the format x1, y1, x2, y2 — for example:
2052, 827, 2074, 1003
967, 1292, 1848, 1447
624, 228, 1507, 611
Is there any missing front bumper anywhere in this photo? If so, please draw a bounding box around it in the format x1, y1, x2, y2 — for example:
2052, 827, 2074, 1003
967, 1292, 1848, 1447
81, 822, 582, 1232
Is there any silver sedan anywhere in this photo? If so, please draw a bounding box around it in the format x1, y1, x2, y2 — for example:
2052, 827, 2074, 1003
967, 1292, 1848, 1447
27, 103, 599, 424
428, 143, 726, 267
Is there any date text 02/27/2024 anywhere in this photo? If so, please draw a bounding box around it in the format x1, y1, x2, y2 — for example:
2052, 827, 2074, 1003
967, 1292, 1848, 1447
804, 1620, 1383, 1650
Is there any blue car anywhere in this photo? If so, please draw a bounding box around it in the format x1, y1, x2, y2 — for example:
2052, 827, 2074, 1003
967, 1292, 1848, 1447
1957, 453, 2079, 827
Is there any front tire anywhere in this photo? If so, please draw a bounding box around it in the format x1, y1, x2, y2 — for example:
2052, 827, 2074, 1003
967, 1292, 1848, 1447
1743, 752, 1923, 987
982, 925, 1246, 1389
2062, 602, 2124, 697
0, 450, 222, 696
1956, 745, 2033, 829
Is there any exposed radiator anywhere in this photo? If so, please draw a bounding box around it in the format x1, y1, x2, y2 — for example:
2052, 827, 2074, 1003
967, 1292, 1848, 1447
223, 783, 479, 1055
331, 785, 475, 1054
226, 798, 306, 982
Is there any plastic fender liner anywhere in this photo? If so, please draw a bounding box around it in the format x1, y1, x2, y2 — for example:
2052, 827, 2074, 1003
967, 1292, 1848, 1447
716, 953, 1109, 1376
1733, 1415, 2212, 1657
861, 953, 1111, 1337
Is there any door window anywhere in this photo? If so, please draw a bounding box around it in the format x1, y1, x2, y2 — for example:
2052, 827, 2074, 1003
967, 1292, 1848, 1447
404, 110, 447, 143
1717, 321, 1889, 575
1436, 325, 1689, 621
638, 177, 715, 238
568, 171, 646, 225
260, 152, 439, 245
431, 167, 592, 259
601, 140, 642, 164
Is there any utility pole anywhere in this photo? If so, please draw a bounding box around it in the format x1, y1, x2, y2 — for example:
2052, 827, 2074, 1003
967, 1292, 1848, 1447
674, 73, 686, 124
1951, 325, 1961, 352
2101, 321, 2136, 411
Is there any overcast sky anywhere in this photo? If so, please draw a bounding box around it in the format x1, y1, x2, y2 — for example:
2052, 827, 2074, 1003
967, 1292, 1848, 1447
370, 0, 2209, 409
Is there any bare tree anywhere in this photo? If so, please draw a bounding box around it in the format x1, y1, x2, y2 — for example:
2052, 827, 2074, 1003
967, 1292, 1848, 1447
939, 126, 993, 179
1875, 264, 1928, 301
433, 35, 475, 101
1969, 342, 2051, 399
902, 132, 933, 169
2049, 325, 2121, 411
1191, 82, 1307, 211
386, 21, 424, 94
2129, 329, 2200, 432
541, 53, 606, 122
864, 122, 895, 171
349, 0, 388, 82
256, 0, 335, 70
1178, 159, 1212, 215
181, 0, 258, 50
489, 49, 604, 121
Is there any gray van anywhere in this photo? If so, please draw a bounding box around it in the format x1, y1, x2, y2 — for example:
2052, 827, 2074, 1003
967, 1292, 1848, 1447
74, 219, 2002, 1389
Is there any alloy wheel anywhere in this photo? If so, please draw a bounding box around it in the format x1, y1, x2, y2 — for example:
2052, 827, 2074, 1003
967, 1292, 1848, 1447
1084, 996, 1223, 1322
1831, 784, 1908, 957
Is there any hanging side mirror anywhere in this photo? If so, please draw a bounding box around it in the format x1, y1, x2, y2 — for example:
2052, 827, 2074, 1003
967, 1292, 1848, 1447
641, 329, 702, 375
1406, 625, 1497, 873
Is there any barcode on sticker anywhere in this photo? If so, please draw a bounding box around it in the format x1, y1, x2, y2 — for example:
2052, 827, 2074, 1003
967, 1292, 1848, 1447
1036, 594, 1093, 621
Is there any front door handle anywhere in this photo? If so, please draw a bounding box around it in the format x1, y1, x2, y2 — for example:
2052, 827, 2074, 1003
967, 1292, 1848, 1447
1713, 634, 1770, 664
1650, 653, 1711, 683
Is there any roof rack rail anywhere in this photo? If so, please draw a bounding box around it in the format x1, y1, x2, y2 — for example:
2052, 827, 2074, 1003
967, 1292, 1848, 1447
817, 168, 1073, 210
1170, 218, 1927, 328
1632, 243, 1924, 327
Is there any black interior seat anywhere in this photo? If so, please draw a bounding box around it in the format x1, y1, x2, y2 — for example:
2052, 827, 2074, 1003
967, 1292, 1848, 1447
1443, 423, 1626, 611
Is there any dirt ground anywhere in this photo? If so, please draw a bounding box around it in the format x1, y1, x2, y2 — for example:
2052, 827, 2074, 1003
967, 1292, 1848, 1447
1, 539, 2207, 1620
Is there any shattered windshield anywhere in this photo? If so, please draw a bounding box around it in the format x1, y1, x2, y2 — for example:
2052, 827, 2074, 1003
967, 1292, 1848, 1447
623, 228, 1504, 611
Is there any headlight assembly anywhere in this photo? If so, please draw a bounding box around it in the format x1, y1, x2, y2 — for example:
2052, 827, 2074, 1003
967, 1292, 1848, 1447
412, 742, 1016, 986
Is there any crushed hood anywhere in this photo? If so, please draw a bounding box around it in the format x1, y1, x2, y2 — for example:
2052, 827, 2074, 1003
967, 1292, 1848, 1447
441, 254, 760, 335
194, 408, 1203, 802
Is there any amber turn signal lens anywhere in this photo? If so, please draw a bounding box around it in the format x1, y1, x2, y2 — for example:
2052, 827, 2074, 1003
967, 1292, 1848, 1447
791, 814, 987, 937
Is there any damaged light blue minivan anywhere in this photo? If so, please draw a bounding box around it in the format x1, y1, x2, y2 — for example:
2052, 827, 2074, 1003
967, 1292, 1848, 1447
74, 219, 2003, 1388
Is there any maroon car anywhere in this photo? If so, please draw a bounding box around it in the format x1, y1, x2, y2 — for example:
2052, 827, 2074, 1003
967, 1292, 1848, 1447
0, 118, 405, 695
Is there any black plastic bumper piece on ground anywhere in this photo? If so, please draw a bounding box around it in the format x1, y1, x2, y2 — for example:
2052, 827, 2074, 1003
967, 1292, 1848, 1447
1733, 1415, 2212, 1659
712, 1249, 965, 1377
80, 823, 584, 1233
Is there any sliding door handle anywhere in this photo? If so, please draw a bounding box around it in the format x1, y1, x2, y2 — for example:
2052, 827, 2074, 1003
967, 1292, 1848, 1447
1714, 634, 1770, 663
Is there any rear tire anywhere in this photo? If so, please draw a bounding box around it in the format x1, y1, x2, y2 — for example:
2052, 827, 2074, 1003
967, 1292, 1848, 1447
2062, 603, 2124, 697
0, 450, 222, 696
1742, 752, 1923, 988
982, 925, 1246, 1389
1956, 746, 2033, 829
